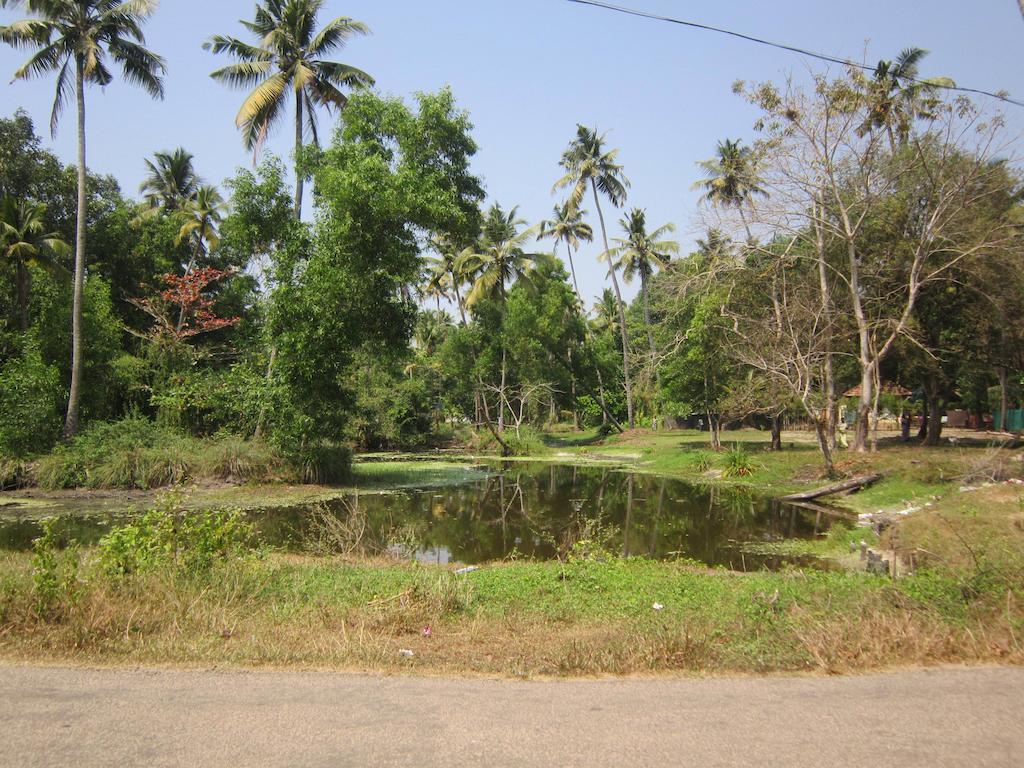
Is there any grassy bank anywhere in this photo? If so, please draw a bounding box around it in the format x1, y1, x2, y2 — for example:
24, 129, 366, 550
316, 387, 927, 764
0, 417, 350, 491
1, 548, 1021, 676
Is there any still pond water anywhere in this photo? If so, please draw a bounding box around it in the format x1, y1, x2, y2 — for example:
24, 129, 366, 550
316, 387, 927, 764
0, 462, 848, 570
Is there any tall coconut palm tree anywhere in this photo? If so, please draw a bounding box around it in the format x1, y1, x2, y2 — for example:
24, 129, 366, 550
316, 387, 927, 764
591, 288, 620, 338
608, 209, 677, 365
457, 204, 538, 309
425, 234, 473, 325
421, 257, 450, 312
1, 0, 165, 438
414, 309, 451, 356
607, 209, 678, 424
457, 203, 538, 433
554, 125, 636, 427
694, 139, 765, 239
176, 185, 226, 274
140, 148, 201, 212
205, 0, 374, 219
539, 201, 592, 304
857, 47, 954, 149
0, 196, 69, 331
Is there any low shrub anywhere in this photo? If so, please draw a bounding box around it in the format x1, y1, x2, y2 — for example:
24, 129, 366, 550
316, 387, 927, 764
28, 416, 312, 489
722, 444, 757, 478
505, 425, 546, 456
295, 443, 352, 485
690, 450, 715, 473
31, 518, 79, 617
97, 494, 259, 578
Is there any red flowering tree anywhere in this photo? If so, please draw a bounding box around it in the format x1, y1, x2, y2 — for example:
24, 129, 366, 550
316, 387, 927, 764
130, 267, 240, 344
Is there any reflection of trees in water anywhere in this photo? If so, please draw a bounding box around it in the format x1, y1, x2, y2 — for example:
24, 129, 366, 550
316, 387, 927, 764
0, 463, 836, 565
350, 464, 836, 565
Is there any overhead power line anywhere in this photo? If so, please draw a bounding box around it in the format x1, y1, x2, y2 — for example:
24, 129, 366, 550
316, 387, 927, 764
566, 0, 1024, 109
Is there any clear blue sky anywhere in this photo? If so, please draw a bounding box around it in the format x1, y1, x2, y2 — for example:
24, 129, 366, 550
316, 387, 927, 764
2, 0, 1023, 306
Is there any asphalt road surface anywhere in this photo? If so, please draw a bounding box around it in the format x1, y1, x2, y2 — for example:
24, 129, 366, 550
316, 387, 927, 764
1, 664, 1021, 767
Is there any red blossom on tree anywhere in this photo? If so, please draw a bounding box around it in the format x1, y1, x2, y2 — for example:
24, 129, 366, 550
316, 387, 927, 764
130, 267, 240, 343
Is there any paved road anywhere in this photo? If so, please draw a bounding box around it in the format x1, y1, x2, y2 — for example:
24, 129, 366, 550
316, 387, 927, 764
1, 665, 1021, 767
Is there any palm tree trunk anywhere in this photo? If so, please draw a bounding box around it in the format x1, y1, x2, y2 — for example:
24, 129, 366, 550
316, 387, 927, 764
16, 260, 29, 333
641, 270, 660, 427
737, 207, 753, 242
63, 59, 87, 440
591, 181, 634, 428
176, 234, 205, 332
293, 97, 304, 220
452, 282, 468, 327
569, 346, 579, 429
253, 346, 276, 439
498, 346, 507, 433
566, 243, 582, 304
997, 366, 1010, 432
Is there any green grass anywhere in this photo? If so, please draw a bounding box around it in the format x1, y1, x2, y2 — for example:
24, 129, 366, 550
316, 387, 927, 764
1, 548, 1020, 675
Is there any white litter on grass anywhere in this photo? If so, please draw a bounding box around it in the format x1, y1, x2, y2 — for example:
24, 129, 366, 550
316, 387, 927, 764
399, 649, 415, 658
652, 603, 664, 611
455, 566, 479, 575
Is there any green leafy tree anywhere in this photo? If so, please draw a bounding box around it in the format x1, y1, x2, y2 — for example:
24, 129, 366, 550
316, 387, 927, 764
0, 109, 63, 205
267, 89, 483, 464
205, 0, 374, 218
0, 342, 63, 455
554, 125, 635, 426
1, 0, 165, 438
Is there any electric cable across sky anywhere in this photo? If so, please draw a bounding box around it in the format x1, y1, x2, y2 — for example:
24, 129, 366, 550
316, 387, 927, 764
566, 0, 1024, 109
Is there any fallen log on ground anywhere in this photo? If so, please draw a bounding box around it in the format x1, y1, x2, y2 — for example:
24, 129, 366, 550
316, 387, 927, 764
782, 500, 855, 517
780, 473, 883, 502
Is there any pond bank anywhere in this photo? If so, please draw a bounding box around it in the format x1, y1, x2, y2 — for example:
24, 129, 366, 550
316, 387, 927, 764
1, 429, 1021, 675
1, 551, 1021, 675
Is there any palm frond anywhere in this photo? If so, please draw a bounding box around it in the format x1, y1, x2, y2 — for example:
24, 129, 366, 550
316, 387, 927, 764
208, 59, 272, 89
309, 16, 370, 55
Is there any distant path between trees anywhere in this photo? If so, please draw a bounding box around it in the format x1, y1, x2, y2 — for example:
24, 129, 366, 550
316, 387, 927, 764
1, 664, 1021, 767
